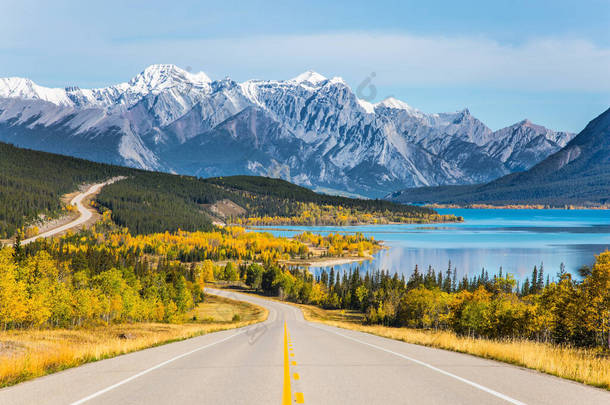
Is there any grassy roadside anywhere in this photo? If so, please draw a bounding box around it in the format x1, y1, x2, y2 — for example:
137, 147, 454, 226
294, 303, 610, 390
0, 294, 267, 388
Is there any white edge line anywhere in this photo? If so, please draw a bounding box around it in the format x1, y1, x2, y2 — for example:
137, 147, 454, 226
69, 328, 247, 405
309, 323, 528, 405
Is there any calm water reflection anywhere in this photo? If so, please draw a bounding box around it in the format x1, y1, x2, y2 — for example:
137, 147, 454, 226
252, 209, 610, 280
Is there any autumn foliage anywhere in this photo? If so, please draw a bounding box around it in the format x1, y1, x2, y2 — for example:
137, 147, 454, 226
235, 202, 460, 226
0, 220, 381, 330
250, 254, 610, 349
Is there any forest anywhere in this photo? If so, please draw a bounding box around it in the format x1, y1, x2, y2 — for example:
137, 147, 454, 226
0, 216, 379, 329
233, 257, 610, 349
205, 175, 442, 216
97, 174, 459, 234
0, 140, 456, 239
0, 142, 129, 238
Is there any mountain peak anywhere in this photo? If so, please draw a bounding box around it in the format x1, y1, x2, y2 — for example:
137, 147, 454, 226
0, 77, 71, 105
376, 97, 413, 111
511, 118, 548, 132
129, 64, 211, 92
516, 118, 534, 127
289, 70, 327, 85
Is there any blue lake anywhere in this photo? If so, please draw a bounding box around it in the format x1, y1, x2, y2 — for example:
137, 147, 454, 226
252, 209, 610, 280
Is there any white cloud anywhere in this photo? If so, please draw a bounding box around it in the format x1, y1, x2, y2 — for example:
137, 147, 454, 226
1, 29, 608, 94
111, 32, 610, 92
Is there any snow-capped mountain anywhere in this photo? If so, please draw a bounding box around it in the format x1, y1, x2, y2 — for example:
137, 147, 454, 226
0, 64, 574, 197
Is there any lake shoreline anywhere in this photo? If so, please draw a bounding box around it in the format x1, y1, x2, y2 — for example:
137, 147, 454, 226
250, 209, 610, 278
280, 255, 375, 268
427, 204, 610, 210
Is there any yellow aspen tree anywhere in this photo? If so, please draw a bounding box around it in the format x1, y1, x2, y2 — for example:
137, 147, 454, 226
0, 249, 27, 328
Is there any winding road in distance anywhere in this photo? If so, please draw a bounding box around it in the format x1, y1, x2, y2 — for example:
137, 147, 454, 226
21, 178, 121, 245
1, 288, 608, 405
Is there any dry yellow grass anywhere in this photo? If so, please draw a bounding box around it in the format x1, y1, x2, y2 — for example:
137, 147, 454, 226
298, 304, 610, 390
185, 294, 267, 323
0, 294, 267, 388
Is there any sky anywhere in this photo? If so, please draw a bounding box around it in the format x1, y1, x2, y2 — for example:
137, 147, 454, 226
0, 0, 609, 132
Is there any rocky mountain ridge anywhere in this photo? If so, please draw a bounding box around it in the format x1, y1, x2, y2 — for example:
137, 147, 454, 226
0, 64, 574, 197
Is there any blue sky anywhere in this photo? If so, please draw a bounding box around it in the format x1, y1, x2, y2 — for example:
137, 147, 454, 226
1, 0, 609, 132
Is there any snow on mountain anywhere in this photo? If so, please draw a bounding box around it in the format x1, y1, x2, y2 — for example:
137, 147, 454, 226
375, 97, 423, 118
0, 64, 211, 112
289, 70, 328, 85
0, 64, 575, 197
0, 77, 73, 106
129, 64, 211, 92
357, 99, 375, 114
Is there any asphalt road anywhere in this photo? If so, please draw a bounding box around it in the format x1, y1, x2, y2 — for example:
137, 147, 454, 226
1, 288, 609, 405
22, 178, 121, 245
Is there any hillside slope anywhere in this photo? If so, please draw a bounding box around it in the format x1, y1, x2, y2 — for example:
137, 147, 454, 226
387, 108, 610, 206
0, 141, 444, 237
0, 142, 129, 238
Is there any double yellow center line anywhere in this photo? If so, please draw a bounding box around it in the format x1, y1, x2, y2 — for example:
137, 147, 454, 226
282, 321, 304, 404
